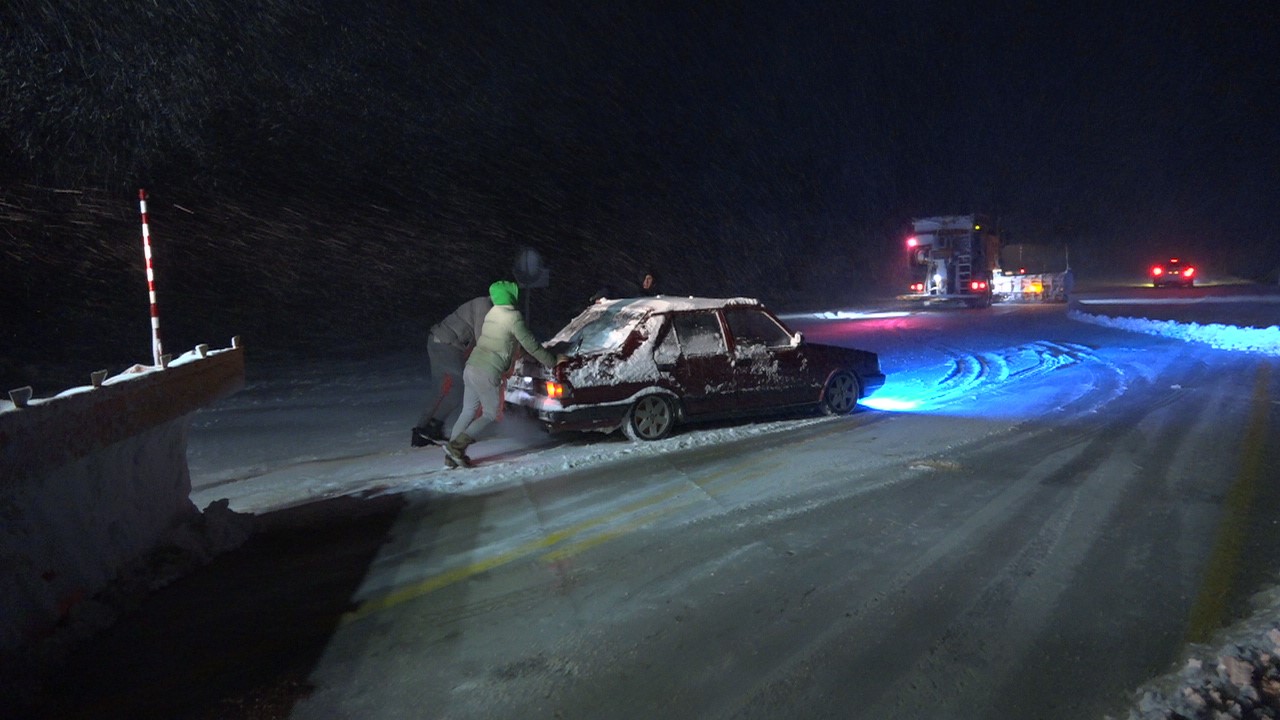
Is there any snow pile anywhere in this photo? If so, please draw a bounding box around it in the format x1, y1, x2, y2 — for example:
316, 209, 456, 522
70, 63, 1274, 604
1121, 622, 1280, 719
1070, 310, 1280, 356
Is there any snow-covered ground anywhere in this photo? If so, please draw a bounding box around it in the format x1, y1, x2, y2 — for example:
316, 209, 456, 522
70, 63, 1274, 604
7, 288, 1280, 718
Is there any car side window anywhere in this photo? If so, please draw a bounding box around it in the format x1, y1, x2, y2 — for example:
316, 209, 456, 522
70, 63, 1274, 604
654, 325, 678, 364
671, 311, 726, 356
723, 308, 791, 349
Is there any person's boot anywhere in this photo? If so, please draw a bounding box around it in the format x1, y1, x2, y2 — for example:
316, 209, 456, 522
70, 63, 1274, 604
411, 426, 434, 448
444, 434, 475, 468
424, 418, 446, 442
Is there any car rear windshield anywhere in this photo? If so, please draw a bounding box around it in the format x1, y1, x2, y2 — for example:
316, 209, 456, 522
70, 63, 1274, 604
548, 303, 649, 355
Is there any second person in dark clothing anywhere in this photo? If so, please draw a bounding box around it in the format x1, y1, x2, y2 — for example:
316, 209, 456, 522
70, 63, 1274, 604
590, 270, 660, 303
639, 270, 659, 296
411, 293, 492, 446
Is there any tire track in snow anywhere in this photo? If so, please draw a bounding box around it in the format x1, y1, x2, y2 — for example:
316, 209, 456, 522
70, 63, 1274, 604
921, 341, 1097, 409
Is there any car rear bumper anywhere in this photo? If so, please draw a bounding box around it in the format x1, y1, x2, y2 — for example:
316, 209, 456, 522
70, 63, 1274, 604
861, 372, 887, 397
504, 389, 629, 434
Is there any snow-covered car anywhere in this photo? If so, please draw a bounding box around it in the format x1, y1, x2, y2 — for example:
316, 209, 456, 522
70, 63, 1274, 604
504, 296, 886, 440
1151, 258, 1196, 288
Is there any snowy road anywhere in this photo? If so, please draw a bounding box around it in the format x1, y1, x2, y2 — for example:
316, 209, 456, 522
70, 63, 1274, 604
35, 301, 1280, 719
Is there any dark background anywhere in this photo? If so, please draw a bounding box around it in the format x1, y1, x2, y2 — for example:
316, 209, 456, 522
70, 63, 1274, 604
3, 1, 1278, 391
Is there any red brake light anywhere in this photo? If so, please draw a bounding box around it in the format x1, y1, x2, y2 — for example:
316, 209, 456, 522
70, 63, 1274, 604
1152, 266, 1164, 276
1184, 267, 1195, 277
906, 236, 918, 248
970, 280, 988, 291
545, 380, 564, 399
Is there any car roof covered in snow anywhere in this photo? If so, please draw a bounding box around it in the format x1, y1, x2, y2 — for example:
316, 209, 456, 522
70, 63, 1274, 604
594, 296, 763, 313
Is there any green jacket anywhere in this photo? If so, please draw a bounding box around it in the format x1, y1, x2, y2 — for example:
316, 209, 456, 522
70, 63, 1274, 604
467, 304, 558, 378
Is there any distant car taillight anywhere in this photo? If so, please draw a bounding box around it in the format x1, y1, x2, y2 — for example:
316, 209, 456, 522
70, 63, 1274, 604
1184, 267, 1195, 277
969, 280, 988, 291
909, 282, 925, 292
545, 380, 565, 399
1152, 266, 1164, 276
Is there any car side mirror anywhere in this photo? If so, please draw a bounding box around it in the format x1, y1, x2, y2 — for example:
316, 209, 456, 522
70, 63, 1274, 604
791, 332, 803, 346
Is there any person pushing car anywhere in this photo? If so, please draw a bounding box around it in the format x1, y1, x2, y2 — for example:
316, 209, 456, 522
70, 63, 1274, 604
411, 293, 492, 446
444, 280, 565, 468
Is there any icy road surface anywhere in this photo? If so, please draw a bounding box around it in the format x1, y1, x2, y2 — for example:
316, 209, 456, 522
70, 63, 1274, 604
38, 302, 1280, 719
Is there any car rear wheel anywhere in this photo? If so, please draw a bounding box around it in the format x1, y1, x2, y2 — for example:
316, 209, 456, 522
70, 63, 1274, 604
821, 371, 861, 415
623, 394, 676, 441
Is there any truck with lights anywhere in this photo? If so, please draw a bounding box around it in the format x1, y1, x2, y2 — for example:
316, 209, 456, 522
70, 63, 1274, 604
903, 214, 1000, 308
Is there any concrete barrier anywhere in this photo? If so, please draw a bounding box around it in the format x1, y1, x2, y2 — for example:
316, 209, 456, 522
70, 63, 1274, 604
0, 342, 245, 654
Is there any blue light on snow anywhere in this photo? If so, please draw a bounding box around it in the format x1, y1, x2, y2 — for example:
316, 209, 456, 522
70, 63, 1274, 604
860, 396, 920, 412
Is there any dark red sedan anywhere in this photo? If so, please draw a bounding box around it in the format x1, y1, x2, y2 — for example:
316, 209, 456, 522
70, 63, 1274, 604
505, 296, 886, 441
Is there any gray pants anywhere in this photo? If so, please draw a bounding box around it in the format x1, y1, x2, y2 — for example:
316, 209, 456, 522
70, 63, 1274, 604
417, 338, 467, 430
451, 364, 503, 441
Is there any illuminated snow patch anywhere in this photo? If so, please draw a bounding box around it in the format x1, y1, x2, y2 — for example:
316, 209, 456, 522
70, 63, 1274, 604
1070, 311, 1280, 356
859, 396, 920, 411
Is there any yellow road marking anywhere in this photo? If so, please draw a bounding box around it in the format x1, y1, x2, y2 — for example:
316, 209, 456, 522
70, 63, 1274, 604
341, 449, 793, 623
1185, 362, 1272, 642
542, 459, 784, 563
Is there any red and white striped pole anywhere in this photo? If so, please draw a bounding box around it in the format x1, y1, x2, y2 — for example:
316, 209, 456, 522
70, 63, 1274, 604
138, 189, 163, 367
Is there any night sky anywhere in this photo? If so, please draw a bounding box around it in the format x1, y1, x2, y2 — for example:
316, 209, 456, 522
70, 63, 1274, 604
2, 1, 1278, 389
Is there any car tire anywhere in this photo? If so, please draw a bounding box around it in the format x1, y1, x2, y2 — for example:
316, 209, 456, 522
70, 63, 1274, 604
821, 371, 861, 415
623, 394, 676, 441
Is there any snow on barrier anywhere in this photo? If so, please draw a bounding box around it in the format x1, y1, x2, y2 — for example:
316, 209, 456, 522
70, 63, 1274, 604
0, 340, 246, 657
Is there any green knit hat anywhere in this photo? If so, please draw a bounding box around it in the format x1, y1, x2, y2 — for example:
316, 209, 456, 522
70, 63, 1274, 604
489, 280, 519, 306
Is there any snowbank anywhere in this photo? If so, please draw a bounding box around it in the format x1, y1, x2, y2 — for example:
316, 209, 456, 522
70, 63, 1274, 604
1070, 310, 1280, 356
1118, 588, 1280, 719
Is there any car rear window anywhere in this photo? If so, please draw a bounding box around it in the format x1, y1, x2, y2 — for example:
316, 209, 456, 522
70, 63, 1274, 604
549, 304, 649, 355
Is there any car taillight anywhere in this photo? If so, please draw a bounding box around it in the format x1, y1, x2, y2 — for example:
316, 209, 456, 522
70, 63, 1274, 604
909, 282, 925, 292
545, 380, 565, 399
969, 280, 988, 291
1152, 266, 1164, 276
906, 236, 918, 248
1183, 267, 1195, 277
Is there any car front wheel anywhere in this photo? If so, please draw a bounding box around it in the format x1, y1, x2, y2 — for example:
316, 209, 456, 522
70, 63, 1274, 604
623, 394, 676, 441
822, 371, 861, 415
